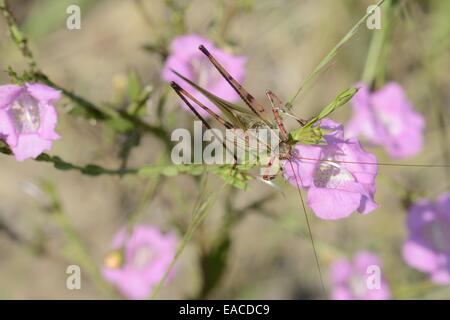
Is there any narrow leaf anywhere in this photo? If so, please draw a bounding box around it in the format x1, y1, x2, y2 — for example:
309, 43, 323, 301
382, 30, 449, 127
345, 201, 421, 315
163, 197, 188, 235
289, 87, 358, 142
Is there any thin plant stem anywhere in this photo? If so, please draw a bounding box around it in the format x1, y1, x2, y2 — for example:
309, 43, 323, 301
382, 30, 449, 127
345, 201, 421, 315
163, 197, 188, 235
150, 176, 226, 299
287, 160, 326, 297
361, 0, 393, 86
287, 0, 386, 108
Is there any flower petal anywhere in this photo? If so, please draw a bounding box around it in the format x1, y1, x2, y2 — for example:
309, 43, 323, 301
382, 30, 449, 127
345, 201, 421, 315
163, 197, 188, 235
354, 251, 381, 272
0, 84, 22, 109
349, 81, 424, 159
357, 194, 378, 214
331, 286, 354, 300
0, 109, 18, 147
431, 268, 450, 285
283, 144, 323, 188
406, 200, 436, 232
10, 134, 53, 161
170, 34, 214, 56
25, 83, 61, 103
330, 258, 352, 284
437, 193, 450, 219
337, 138, 378, 185
103, 225, 177, 300
102, 268, 153, 299
38, 103, 60, 140
402, 240, 439, 273
307, 187, 361, 220
364, 283, 391, 300
319, 118, 345, 142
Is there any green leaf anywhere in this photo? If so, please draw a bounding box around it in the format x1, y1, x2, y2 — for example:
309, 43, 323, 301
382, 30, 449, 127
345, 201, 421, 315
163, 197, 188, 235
213, 166, 250, 189
105, 117, 134, 133
309, 87, 358, 127
289, 87, 358, 143
127, 70, 142, 102
288, 126, 324, 145
81, 164, 106, 176
6, 67, 36, 85
52, 157, 76, 171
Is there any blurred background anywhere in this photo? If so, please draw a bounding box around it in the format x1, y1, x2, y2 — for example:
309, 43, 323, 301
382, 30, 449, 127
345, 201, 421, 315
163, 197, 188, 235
0, 0, 449, 299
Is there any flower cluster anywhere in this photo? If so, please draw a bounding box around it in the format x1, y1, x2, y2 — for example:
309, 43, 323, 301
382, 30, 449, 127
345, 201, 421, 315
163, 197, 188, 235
0, 83, 61, 161
283, 119, 378, 220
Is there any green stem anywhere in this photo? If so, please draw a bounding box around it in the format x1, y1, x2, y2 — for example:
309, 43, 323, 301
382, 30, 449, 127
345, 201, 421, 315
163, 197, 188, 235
363, 0, 394, 88
361, 28, 385, 86
0, 144, 137, 176
127, 176, 165, 230
36, 73, 107, 120
0, 0, 37, 71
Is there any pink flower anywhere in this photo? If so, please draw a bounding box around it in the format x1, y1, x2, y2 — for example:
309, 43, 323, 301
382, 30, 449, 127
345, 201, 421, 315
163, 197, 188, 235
283, 119, 378, 220
402, 193, 450, 285
0, 83, 61, 161
102, 225, 177, 299
162, 34, 246, 117
330, 251, 391, 300
346, 82, 425, 159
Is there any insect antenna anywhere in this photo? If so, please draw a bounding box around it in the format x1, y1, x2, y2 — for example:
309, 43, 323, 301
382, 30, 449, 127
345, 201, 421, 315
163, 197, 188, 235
295, 156, 450, 168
